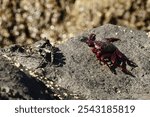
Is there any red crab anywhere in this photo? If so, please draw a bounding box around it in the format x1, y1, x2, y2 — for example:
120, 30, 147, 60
84, 33, 137, 76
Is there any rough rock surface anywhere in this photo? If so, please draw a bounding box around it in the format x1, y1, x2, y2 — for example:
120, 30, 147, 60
55, 24, 150, 99
0, 24, 150, 99
0, 55, 58, 100
0, 39, 81, 100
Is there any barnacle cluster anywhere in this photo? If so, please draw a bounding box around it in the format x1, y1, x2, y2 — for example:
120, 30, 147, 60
0, 0, 150, 47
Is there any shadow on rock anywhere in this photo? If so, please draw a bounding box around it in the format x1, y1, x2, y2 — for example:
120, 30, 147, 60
53, 47, 66, 67
18, 70, 60, 100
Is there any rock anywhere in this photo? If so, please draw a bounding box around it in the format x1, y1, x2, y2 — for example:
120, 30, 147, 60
0, 53, 59, 100
0, 39, 82, 100
55, 24, 150, 99
0, 24, 150, 99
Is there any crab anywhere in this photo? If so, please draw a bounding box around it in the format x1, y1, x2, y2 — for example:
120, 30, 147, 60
83, 33, 137, 76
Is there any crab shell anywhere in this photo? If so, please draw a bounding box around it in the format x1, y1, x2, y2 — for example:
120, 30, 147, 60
93, 41, 118, 54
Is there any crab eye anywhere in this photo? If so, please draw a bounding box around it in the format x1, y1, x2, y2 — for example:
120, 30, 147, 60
89, 34, 96, 41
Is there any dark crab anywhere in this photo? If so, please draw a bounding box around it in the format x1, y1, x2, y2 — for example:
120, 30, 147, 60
82, 33, 137, 76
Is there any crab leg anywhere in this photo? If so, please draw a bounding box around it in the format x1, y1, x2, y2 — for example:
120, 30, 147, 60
115, 49, 138, 68
110, 50, 122, 67
92, 48, 98, 54
105, 38, 120, 43
127, 60, 138, 67
121, 61, 135, 77
100, 53, 111, 67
